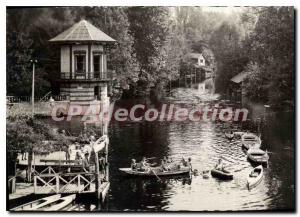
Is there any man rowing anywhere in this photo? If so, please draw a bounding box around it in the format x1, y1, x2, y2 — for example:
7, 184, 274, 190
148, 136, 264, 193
215, 158, 225, 171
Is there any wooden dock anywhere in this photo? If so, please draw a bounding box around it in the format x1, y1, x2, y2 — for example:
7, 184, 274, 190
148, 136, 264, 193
9, 135, 111, 207
9, 183, 34, 200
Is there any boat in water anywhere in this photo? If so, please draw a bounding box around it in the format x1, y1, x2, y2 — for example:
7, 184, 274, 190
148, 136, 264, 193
211, 169, 233, 180
11, 194, 61, 211
38, 194, 76, 211
12, 194, 76, 211
247, 148, 269, 164
119, 167, 190, 177
247, 165, 263, 190
241, 133, 262, 149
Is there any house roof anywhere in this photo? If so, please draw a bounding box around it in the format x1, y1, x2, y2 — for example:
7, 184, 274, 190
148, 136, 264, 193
231, 71, 251, 84
189, 53, 204, 59
49, 20, 116, 43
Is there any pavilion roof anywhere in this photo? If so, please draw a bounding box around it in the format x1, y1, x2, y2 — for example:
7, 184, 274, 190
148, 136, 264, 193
49, 20, 116, 44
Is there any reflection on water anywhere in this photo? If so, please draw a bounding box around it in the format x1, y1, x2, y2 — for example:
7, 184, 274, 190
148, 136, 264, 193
43, 88, 294, 211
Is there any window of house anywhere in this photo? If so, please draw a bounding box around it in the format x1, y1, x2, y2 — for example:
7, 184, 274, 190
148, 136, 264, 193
93, 55, 100, 72
74, 52, 86, 73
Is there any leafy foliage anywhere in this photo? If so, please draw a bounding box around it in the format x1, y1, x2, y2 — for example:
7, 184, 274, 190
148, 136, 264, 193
243, 7, 294, 107
7, 115, 71, 154
6, 7, 294, 108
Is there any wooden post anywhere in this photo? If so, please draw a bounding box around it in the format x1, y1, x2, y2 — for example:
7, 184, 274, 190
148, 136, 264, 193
30, 59, 38, 116
94, 151, 101, 199
105, 142, 109, 182
69, 45, 73, 79
27, 151, 33, 182
56, 174, 59, 193
34, 176, 37, 193
12, 177, 16, 193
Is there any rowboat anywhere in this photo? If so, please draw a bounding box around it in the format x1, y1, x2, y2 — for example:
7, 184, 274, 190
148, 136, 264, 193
211, 169, 233, 180
37, 194, 76, 211
247, 165, 263, 189
11, 194, 61, 211
247, 148, 269, 164
64, 204, 96, 211
119, 167, 190, 177
225, 132, 234, 140
241, 133, 261, 149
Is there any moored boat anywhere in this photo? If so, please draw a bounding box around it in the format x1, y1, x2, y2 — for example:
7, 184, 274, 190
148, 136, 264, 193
11, 194, 61, 211
37, 194, 76, 211
119, 167, 190, 177
211, 169, 233, 180
241, 133, 261, 149
247, 165, 263, 189
247, 148, 269, 164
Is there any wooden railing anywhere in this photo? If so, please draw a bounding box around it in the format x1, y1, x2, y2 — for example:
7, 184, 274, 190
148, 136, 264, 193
6, 95, 67, 103
34, 172, 97, 194
60, 71, 114, 81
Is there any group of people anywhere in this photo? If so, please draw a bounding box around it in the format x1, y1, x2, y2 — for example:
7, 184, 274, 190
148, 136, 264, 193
130, 156, 192, 173
62, 127, 98, 172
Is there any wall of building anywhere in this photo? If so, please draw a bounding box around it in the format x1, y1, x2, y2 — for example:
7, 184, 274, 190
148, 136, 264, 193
61, 44, 105, 75
61, 45, 70, 77
60, 82, 108, 102
60, 44, 108, 103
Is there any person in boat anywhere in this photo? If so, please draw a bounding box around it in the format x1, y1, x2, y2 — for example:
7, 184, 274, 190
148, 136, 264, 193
250, 170, 259, 177
181, 157, 188, 167
131, 159, 137, 170
187, 157, 192, 171
215, 158, 225, 171
49, 96, 55, 107
164, 156, 173, 163
89, 135, 96, 143
139, 157, 150, 172
160, 159, 169, 172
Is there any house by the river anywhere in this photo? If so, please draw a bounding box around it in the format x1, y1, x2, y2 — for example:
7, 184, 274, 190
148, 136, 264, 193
49, 19, 116, 115
179, 51, 215, 93
229, 71, 251, 103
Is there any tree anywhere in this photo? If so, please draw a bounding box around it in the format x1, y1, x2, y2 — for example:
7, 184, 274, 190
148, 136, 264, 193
245, 7, 294, 108
209, 22, 248, 93
6, 7, 76, 97
71, 7, 140, 91
126, 7, 170, 92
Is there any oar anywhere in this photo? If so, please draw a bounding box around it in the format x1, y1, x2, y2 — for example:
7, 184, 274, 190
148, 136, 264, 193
150, 168, 161, 182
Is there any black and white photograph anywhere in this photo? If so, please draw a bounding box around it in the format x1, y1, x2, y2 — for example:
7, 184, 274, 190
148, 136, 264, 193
5, 5, 295, 212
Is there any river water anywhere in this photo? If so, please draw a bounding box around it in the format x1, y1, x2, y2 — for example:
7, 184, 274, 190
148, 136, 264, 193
46, 88, 295, 211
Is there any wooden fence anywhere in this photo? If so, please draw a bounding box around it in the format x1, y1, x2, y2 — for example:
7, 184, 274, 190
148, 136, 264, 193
6, 95, 67, 103
34, 172, 97, 194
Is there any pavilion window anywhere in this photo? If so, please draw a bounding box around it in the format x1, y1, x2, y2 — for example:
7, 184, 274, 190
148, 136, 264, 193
74, 51, 86, 73
93, 54, 100, 72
